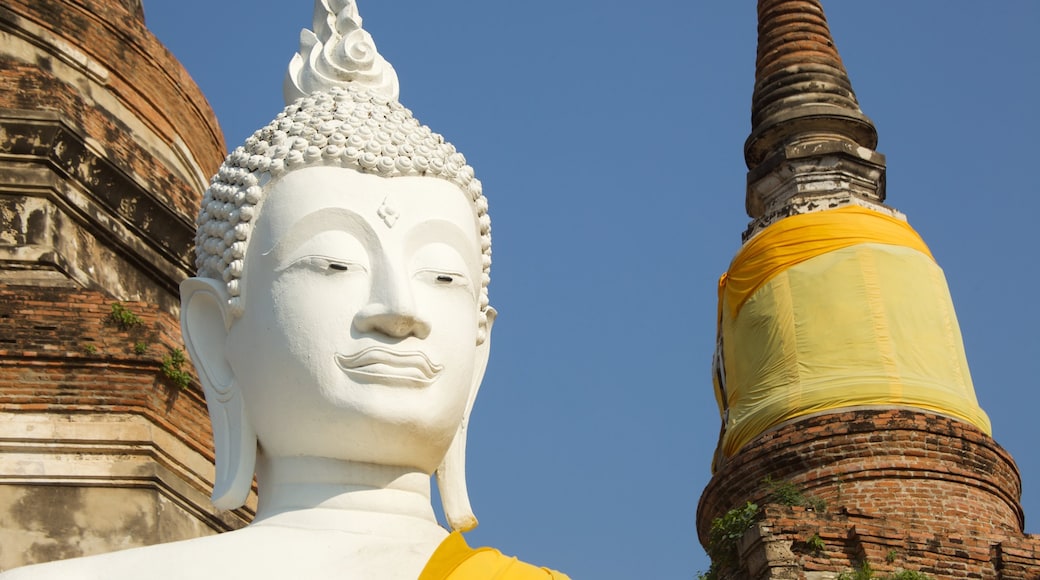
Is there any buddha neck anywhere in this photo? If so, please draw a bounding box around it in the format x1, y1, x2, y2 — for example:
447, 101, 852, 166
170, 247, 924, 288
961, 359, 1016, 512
251, 454, 443, 538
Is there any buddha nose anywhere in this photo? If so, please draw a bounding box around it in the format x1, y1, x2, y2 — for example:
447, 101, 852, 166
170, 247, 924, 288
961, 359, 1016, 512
353, 265, 431, 339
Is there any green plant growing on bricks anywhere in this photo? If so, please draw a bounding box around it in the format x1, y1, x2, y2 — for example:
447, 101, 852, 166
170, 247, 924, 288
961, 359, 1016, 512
109, 302, 143, 330
837, 561, 875, 580
161, 348, 192, 389
696, 501, 761, 579
806, 532, 825, 553
763, 476, 826, 512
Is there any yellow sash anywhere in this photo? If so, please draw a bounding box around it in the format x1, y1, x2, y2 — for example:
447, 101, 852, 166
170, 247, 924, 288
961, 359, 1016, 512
419, 532, 570, 580
720, 205, 933, 318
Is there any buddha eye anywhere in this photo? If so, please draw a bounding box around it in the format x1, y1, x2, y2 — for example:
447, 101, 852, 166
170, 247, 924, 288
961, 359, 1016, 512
417, 269, 468, 288
282, 255, 364, 275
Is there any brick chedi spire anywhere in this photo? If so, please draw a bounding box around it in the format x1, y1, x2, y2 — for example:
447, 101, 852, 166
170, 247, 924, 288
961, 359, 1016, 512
742, 0, 887, 240
697, 2, 1040, 578
745, 0, 877, 170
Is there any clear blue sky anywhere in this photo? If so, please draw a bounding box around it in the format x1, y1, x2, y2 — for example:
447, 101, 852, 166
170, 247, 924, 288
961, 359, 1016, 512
143, 2, 1039, 577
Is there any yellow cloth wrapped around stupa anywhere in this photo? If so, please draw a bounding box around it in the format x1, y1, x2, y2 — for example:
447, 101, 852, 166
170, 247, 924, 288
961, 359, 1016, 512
714, 206, 991, 460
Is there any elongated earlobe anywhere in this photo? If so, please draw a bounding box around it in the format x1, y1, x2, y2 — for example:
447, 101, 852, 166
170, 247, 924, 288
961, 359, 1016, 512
437, 423, 476, 532
180, 277, 256, 510
437, 307, 495, 531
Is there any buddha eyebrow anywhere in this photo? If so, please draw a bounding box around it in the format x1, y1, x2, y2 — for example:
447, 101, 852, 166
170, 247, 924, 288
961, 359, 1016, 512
263, 208, 377, 266
404, 219, 479, 255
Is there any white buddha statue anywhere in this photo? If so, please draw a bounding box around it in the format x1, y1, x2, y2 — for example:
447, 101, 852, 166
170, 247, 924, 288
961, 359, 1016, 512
1, 2, 567, 578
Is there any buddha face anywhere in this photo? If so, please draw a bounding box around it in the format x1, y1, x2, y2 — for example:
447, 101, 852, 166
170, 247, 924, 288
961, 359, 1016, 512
223, 165, 485, 473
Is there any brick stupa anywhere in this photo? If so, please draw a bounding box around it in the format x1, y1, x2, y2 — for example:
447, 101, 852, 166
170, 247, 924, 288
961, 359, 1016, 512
0, 0, 250, 569
697, 1, 1040, 578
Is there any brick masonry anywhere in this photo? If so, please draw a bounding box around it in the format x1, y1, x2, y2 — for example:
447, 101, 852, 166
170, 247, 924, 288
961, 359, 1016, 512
0, 0, 249, 570
1, 0, 224, 205
698, 410, 1040, 579
0, 286, 211, 450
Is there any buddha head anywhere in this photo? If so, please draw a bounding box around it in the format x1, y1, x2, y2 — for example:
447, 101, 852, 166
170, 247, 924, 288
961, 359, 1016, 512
179, 0, 492, 532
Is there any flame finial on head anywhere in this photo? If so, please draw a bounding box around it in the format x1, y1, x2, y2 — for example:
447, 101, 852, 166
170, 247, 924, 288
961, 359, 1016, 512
284, 0, 400, 104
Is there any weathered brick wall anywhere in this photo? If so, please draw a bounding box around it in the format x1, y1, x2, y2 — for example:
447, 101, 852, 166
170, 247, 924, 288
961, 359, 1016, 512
1, 0, 227, 296
731, 505, 1040, 579
0, 287, 258, 571
1, 0, 225, 218
0, 56, 202, 223
698, 410, 1040, 579
0, 0, 249, 569
0, 285, 211, 453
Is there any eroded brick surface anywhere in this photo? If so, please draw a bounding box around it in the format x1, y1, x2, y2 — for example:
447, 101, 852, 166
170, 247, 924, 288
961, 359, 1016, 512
699, 410, 1040, 579
0, 0, 247, 570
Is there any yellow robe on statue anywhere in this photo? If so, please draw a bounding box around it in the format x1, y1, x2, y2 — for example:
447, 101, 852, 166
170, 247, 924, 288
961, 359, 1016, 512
419, 532, 570, 580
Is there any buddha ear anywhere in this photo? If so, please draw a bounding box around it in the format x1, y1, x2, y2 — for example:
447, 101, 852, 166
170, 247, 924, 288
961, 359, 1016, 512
468, 306, 495, 413
180, 277, 256, 510
437, 306, 496, 532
